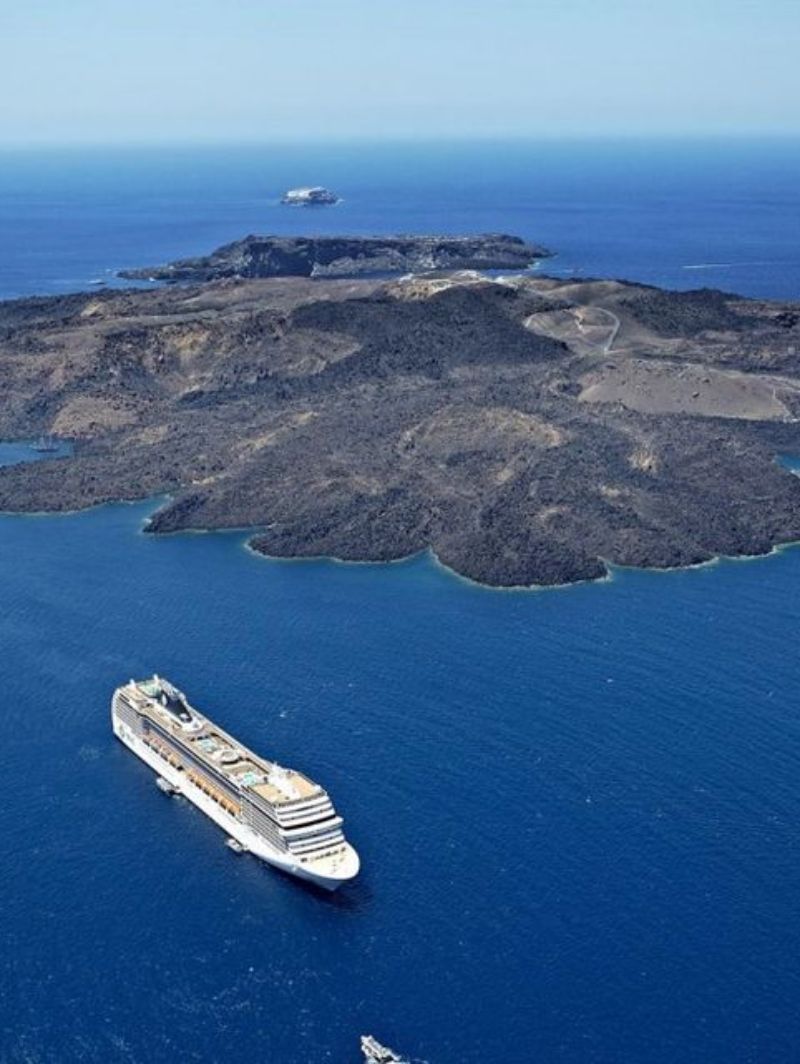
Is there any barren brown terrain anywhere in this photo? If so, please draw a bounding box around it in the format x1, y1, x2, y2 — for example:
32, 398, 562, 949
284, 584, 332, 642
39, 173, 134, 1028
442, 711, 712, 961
1, 267, 799, 586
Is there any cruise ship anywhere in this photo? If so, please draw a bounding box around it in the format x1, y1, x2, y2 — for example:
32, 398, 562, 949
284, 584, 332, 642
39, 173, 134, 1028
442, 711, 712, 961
111, 676, 360, 890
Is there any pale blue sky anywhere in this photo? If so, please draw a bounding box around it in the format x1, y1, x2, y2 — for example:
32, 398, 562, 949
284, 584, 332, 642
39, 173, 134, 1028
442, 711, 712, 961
1, 0, 798, 144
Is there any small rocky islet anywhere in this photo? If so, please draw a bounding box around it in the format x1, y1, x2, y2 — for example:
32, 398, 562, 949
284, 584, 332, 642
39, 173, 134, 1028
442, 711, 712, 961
118, 233, 548, 282
1, 232, 799, 588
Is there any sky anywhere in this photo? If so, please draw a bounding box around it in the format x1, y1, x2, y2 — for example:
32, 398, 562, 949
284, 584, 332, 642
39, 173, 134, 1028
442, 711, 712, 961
0, 0, 798, 144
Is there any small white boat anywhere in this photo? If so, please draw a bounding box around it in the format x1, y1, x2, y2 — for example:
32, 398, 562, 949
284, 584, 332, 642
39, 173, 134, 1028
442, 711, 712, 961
31, 435, 58, 454
226, 837, 247, 854
360, 1035, 404, 1063
281, 186, 339, 206
155, 776, 177, 795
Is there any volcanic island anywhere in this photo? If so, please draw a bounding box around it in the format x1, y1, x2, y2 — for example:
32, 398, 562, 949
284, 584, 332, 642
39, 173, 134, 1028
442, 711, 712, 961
1, 232, 799, 587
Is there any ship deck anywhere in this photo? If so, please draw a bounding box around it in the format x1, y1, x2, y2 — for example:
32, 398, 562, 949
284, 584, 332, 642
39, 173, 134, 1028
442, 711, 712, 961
123, 679, 323, 806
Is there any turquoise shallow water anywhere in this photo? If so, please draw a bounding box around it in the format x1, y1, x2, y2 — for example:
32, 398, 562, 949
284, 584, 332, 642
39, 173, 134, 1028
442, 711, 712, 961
1, 500, 799, 1063
2, 140, 800, 1063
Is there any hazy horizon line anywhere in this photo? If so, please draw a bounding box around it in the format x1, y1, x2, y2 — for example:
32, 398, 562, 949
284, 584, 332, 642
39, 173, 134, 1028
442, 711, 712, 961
2, 131, 800, 152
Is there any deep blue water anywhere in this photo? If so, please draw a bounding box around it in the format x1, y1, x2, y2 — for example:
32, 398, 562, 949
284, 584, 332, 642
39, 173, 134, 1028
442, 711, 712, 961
2, 141, 800, 1064
2, 503, 800, 1064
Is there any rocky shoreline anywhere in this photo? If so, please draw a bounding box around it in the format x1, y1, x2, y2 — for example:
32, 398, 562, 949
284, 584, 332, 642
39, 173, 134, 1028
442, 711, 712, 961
1, 248, 800, 587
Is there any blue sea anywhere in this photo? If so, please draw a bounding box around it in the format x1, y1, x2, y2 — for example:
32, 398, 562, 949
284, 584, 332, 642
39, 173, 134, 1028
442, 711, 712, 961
1, 139, 800, 302
1, 140, 800, 1064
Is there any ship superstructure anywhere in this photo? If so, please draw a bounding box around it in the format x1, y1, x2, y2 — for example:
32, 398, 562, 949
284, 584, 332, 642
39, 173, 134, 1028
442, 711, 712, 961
112, 676, 359, 890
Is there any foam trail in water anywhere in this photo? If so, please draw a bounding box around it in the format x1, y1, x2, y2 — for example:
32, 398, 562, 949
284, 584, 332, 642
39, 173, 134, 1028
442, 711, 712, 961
682, 261, 794, 270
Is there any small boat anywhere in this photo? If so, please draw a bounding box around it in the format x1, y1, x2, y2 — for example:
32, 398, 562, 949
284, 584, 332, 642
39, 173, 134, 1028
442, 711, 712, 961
360, 1035, 404, 1063
226, 837, 247, 854
155, 776, 177, 795
31, 435, 58, 453
281, 186, 339, 206
88, 278, 107, 286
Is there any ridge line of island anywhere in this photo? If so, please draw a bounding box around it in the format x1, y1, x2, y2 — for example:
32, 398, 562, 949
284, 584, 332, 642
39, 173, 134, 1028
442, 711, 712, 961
1, 230, 799, 589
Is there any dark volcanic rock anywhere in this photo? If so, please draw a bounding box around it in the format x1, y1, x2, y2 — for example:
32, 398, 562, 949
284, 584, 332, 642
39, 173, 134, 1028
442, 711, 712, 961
119, 234, 550, 282
619, 286, 757, 336
1, 271, 799, 587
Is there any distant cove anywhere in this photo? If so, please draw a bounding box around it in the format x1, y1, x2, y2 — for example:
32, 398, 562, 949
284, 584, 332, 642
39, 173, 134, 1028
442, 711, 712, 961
779, 453, 800, 474
0, 439, 73, 468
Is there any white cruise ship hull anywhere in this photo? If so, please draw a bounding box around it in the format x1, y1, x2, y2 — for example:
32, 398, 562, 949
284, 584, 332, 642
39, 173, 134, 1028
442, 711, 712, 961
112, 714, 359, 890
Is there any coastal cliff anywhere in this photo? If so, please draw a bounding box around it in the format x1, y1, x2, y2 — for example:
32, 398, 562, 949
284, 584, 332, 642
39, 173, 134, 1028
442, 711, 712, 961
118, 233, 548, 282
1, 266, 799, 587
